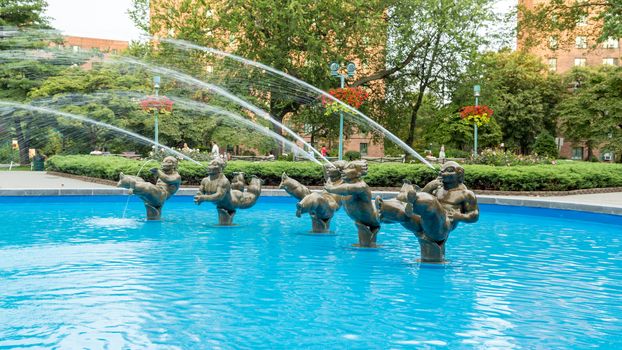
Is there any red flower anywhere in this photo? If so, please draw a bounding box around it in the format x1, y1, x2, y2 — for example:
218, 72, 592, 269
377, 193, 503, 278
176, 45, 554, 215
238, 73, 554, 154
459, 105, 494, 119
321, 87, 369, 109
140, 96, 174, 112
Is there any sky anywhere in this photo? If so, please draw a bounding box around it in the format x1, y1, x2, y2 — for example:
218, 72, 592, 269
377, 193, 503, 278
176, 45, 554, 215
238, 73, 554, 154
45, 0, 143, 42
44, 0, 516, 43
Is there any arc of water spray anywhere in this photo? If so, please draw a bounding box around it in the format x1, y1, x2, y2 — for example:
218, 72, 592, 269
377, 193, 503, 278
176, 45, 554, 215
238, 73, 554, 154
26, 91, 323, 165
169, 96, 323, 165
0, 101, 204, 166
162, 38, 435, 169
118, 57, 331, 164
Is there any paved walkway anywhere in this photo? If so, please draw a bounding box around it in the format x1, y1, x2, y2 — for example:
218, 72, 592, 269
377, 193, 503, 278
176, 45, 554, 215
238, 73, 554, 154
1, 171, 622, 215
492, 192, 622, 207
0, 171, 112, 189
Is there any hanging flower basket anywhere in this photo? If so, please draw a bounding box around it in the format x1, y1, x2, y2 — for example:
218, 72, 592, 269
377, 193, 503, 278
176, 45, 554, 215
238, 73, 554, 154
459, 105, 494, 126
321, 87, 369, 116
140, 96, 174, 113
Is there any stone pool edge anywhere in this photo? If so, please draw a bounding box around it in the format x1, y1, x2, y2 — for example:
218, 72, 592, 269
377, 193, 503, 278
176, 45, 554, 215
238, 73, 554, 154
1, 188, 621, 216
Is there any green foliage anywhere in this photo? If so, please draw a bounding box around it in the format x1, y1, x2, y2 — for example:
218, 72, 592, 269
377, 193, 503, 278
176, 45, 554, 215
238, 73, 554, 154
46, 155, 622, 191
378, 0, 497, 146
0, 143, 19, 163
422, 110, 502, 152
532, 131, 559, 158
452, 50, 564, 154
0, 0, 49, 29
558, 66, 622, 161
519, 1, 621, 48
344, 150, 361, 161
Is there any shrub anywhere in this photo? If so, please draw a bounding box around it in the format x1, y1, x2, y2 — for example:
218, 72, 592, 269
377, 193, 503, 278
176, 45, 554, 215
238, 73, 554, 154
532, 131, 558, 158
467, 148, 554, 166
344, 150, 361, 160
0, 143, 19, 163
46, 155, 622, 191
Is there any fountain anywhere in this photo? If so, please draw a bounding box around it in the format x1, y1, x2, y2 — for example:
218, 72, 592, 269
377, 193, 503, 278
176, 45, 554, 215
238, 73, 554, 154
279, 160, 346, 233
324, 160, 381, 247
2, 31, 622, 349
375, 161, 479, 262
116, 156, 182, 220
194, 157, 262, 225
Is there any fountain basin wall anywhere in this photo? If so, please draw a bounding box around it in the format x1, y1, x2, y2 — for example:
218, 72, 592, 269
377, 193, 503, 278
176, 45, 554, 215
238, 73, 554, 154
1, 188, 621, 216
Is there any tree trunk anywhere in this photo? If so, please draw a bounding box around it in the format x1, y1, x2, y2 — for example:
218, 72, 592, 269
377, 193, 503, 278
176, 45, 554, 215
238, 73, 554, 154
13, 117, 30, 165
586, 141, 594, 160
405, 90, 426, 147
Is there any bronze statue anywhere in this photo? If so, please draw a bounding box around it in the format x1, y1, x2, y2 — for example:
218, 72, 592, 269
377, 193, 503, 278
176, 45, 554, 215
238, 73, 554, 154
279, 161, 346, 233
324, 160, 380, 247
194, 157, 262, 225
375, 161, 479, 262
117, 156, 182, 220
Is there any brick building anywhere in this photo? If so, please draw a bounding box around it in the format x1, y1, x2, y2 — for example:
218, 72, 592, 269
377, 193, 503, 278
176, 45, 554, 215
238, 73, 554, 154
518, 0, 618, 161
62, 36, 129, 54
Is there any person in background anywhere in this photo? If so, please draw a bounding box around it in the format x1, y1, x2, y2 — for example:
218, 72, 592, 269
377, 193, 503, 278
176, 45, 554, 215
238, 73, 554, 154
211, 142, 220, 158
438, 145, 446, 161
321, 145, 328, 157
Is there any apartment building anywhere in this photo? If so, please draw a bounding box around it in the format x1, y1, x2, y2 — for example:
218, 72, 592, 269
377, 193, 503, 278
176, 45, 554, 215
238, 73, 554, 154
518, 0, 618, 160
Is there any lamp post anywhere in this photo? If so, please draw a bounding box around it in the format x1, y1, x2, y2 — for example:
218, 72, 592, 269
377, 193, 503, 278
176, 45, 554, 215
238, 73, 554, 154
473, 84, 480, 157
153, 76, 161, 151
330, 62, 356, 160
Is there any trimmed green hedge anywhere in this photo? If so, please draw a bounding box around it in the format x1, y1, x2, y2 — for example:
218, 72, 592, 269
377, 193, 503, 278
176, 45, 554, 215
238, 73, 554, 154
46, 155, 622, 191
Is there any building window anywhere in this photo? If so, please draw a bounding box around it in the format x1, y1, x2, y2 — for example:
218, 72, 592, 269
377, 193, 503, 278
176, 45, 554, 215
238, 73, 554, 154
572, 147, 583, 160
603, 58, 618, 66
548, 58, 557, 72
359, 143, 368, 156
603, 37, 619, 49
548, 36, 558, 49
575, 36, 587, 49
574, 58, 587, 67
577, 14, 588, 26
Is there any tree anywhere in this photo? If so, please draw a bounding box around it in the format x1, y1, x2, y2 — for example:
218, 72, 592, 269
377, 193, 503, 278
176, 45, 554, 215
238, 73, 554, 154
452, 50, 564, 154
141, 0, 388, 153
519, 0, 622, 48
351, 0, 498, 149
0, 0, 49, 29
557, 66, 622, 161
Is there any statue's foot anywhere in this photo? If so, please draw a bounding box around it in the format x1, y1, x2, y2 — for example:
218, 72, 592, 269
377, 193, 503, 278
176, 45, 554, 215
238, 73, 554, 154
217, 208, 236, 225
311, 217, 331, 233
356, 223, 380, 247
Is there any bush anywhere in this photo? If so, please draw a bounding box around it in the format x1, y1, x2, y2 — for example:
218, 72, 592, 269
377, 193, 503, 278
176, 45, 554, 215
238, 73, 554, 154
532, 131, 558, 158
46, 155, 622, 191
446, 148, 470, 158
0, 143, 19, 163
467, 148, 554, 166
344, 150, 361, 160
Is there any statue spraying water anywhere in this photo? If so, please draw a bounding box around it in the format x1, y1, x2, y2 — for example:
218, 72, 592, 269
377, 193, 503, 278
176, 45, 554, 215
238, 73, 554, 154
117, 156, 182, 220
194, 157, 262, 225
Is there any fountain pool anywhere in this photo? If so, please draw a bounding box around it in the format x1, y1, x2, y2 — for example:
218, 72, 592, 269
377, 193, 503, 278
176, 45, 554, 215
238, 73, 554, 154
1, 195, 621, 348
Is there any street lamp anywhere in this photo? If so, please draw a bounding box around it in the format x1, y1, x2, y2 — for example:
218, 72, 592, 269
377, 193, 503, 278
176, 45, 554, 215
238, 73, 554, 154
473, 84, 481, 157
330, 62, 356, 160
153, 76, 161, 150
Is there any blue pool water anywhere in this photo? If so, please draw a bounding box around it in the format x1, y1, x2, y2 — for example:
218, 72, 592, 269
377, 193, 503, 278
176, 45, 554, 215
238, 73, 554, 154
1, 196, 621, 349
